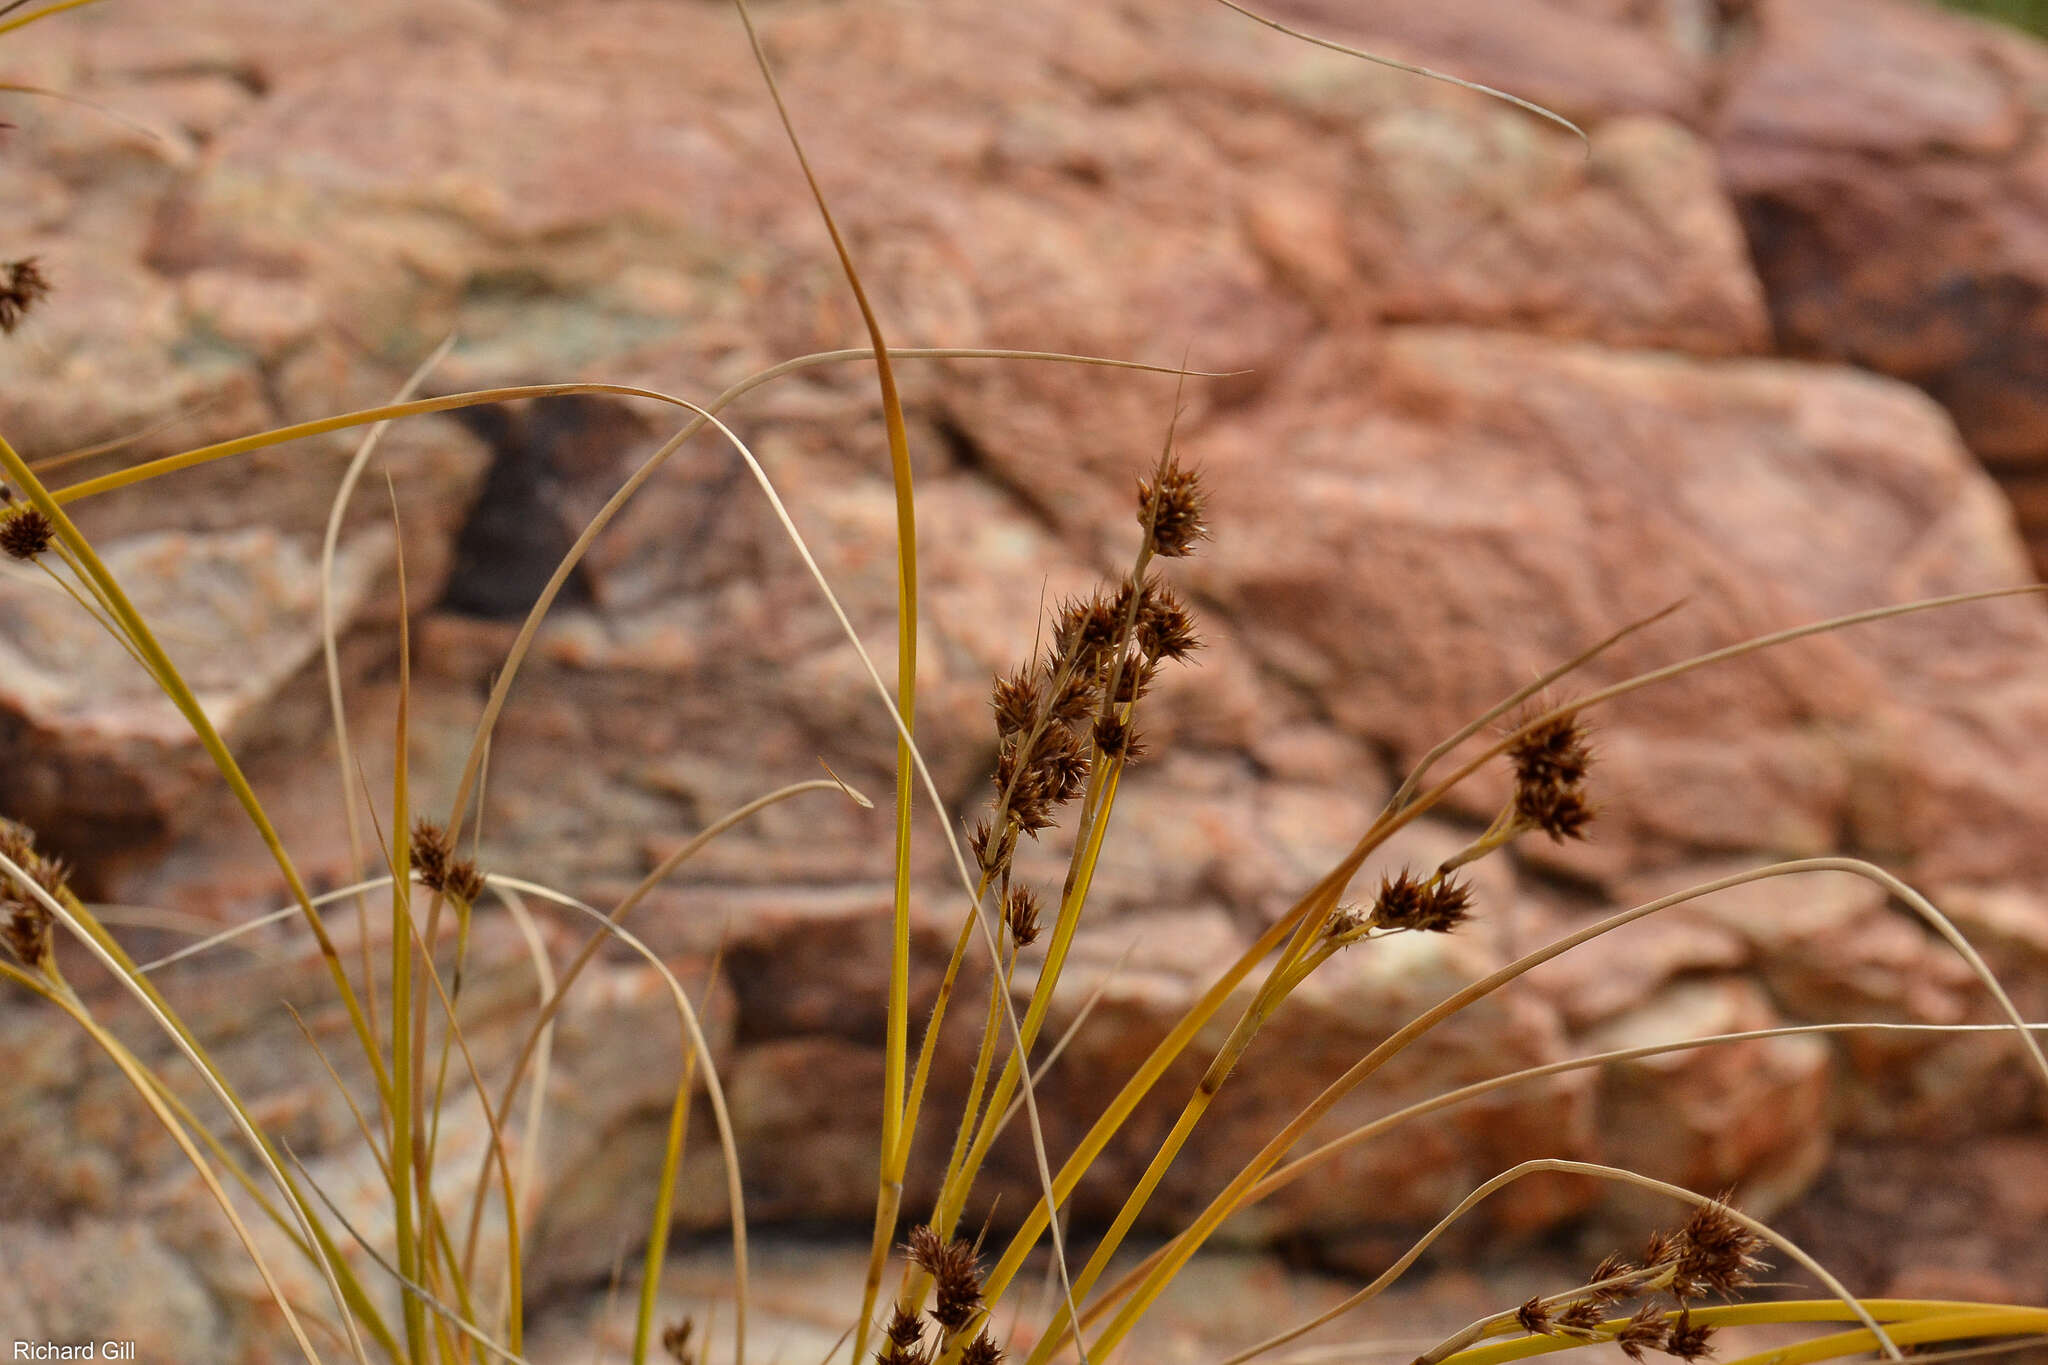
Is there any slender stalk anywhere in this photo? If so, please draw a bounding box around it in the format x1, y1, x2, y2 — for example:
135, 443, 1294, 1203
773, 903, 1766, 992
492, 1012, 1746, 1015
631, 1044, 701, 1365
390, 597, 428, 1362
0, 0, 102, 40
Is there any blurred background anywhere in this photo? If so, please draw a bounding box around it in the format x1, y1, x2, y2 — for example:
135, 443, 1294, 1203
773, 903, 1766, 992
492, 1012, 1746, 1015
3, 0, 2048, 1359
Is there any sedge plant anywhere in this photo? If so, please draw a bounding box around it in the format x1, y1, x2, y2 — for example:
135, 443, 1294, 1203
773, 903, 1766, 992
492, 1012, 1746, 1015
2, 1, 2047, 1364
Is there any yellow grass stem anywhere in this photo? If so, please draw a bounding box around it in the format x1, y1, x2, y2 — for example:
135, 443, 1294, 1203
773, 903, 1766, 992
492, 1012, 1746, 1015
323, 339, 453, 1062
974, 857, 1348, 1312
1436, 1304, 2048, 1365
0, 0, 100, 40
397, 908, 518, 1355
633, 1007, 705, 1365
290, 1159, 536, 1365
389, 569, 429, 1363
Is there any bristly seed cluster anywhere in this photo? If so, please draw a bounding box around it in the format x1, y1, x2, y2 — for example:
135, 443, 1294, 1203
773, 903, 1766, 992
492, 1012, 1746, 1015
1137, 456, 1207, 558
0, 487, 53, 562
0, 818, 68, 974
0, 258, 50, 335
661, 1316, 696, 1365
1370, 868, 1473, 934
882, 1226, 1003, 1365
1489, 1199, 1769, 1365
1001, 884, 1042, 948
974, 447, 1206, 948
1332, 868, 1475, 947
410, 819, 487, 904
1508, 710, 1594, 843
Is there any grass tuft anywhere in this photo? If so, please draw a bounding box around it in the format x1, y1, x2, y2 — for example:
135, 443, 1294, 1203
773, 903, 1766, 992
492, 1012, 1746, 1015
0, 4, 2044, 1365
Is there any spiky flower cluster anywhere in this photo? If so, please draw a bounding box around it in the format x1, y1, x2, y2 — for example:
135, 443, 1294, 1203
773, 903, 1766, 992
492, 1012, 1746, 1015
1136, 455, 1208, 558
0, 487, 52, 562
1660, 1201, 1771, 1300
1497, 1200, 1768, 1365
880, 1227, 1003, 1365
0, 258, 50, 335
1000, 884, 1042, 948
661, 1316, 696, 1365
1507, 711, 1594, 843
0, 819, 68, 974
410, 819, 487, 904
1370, 868, 1473, 934
973, 449, 1207, 947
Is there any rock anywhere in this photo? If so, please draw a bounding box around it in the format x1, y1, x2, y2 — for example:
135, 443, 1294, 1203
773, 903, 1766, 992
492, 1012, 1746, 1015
1781, 1138, 2048, 1303
1718, 0, 2048, 570
1581, 976, 1832, 1221
1256, 0, 1710, 125
1189, 328, 2048, 889
0, 1220, 227, 1364
0, 526, 392, 875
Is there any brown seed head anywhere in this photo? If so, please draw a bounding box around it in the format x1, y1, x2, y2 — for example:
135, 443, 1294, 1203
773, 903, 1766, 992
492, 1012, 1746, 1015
1515, 782, 1595, 843
0, 819, 65, 973
1616, 1304, 1670, 1363
662, 1317, 696, 1365
1046, 668, 1098, 729
969, 817, 1000, 874
1002, 885, 1042, 948
411, 819, 455, 892
0, 258, 51, 335
1555, 1301, 1606, 1338
1370, 869, 1473, 934
1664, 1310, 1716, 1362
991, 669, 1040, 738
883, 1307, 925, 1353
443, 858, 487, 904
1137, 455, 1208, 558
0, 507, 53, 561
1033, 725, 1090, 806
1091, 713, 1145, 764
991, 741, 1042, 832
904, 1225, 983, 1334
1511, 712, 1591, 786
1669, 1201, 1767, 1299
1135, 581, 1201, 663
1109, 656, 1159, 707
1588, 1252, 1639, 1304
1054, 592, 1122, 674
1515, 1298, 1552, 1336
1508, 712, 1595, 843
959, 1332, 1004, 1365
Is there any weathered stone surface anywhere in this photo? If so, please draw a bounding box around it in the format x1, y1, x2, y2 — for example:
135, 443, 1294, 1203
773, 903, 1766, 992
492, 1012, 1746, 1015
1718, 0, 2048, 569
1583, 976, 1832, 1219
0, 527, 390, 874
0, 1220, 227, 1364
1190, 328, 2048, 892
